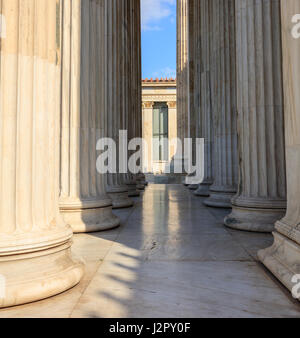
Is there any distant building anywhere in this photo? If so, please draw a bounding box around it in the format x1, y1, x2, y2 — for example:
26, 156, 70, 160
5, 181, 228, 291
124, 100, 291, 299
142, 78, 177, 174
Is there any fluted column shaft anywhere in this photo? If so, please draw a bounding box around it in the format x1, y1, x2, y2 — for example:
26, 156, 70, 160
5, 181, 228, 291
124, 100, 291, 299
258, 0, 300, 294
59, 0, 120, 231
188, 0, 196, 142
125, 0, 140, 196
134, 0, 147, 189
105, 0, 134, 207
204, 0, 238, 208
0, 0, 83, 308
194, 0, 214, 197
176, 0, 189, 178
120, 0, 139, 194
126, 0, 144, 191
225, 0, 286, 232
185, 0, 199, 190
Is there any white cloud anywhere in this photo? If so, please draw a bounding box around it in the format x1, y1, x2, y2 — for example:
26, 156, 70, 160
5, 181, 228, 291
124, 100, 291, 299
152, 67, 176, 79
141, 0, 176, 31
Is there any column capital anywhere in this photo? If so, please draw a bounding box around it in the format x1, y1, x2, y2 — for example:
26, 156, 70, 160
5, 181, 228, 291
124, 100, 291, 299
143, 101, 155, 109
167, 101, 176, 109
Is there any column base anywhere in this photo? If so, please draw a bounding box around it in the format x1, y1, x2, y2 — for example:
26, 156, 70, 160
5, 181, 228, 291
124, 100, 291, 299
137, 184, 145, 191
136, 174, 147, 188
188, 184, 199, 191
108, 191, 134, 209
194, 182, 211, 197
258, 232, 300, 299
125, 178, 140, 197
224, 205, 285, 233
128, 188, 140, 197
0, 241, 84, 308
204, 190, 235, 208
137, 180, 147, 187
181, 175, 188, 185
61, 205, 120, 233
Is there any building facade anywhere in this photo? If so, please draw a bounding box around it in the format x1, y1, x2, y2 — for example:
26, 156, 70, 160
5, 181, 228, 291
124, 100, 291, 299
142, 78, 177, 174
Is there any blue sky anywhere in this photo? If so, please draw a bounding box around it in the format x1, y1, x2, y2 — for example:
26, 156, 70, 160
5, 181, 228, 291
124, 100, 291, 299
141, 0, 176, 80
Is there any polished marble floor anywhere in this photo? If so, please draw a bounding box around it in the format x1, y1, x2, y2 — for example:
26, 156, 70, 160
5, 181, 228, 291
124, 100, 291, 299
1, 184, 300, 318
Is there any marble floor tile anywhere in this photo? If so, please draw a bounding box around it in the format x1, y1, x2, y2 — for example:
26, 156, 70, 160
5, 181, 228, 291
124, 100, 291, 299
0, 184, 299, 318
71, 261, 300, 318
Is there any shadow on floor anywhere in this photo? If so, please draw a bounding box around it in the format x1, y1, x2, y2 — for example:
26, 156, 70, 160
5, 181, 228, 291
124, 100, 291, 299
1, 185, 299, 318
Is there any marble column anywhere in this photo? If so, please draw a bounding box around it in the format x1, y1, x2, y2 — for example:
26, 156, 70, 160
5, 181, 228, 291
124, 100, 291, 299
105, 0, 134, 208
120, 0, 139, 195
167, 101, 178, 163
190, 0, 202, 193
225, 0, 286, 232
258, 0, 300, 293
124, 0, 140, 197
194, 0, 214, 197
186, 0, 199, 190
127, 0, 145, 191
59, 0, 120, 231
204, 0, 238, 208
136, 0, 147, 189
0, 0, 83, 308
177, 0, 189, 180
120, 0, 141, 199
187, 3, 202, 191
142, 102, 155, 173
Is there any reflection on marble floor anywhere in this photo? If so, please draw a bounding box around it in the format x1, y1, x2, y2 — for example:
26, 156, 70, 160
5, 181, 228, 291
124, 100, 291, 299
1, 185, 300, 318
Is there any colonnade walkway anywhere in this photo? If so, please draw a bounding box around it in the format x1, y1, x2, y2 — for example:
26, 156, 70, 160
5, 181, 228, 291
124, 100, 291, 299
1, 185, 300, 318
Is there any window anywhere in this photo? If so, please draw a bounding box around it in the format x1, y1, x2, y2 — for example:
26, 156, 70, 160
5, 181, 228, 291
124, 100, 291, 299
153, 103, 169, 161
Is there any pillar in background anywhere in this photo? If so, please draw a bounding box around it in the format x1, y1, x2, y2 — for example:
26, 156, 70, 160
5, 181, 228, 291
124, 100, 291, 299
186, 0, 198, 190
127, 0, 145, 191
135, 0, 147, 189
204, 0, 238, 208
105, 0, 134, 208
194, 0, 214, 197
225, 0, 286, 232
258, 0, 300, 292
167, 101, 178, 162
119, 0, 139, 195
142, 102, 155, 173
177, 0, 189, 179
59, 0, 120, 231
124, 0, 140, 197
0, 0, 83, 308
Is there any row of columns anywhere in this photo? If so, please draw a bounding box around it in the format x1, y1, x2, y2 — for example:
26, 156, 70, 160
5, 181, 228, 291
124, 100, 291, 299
0, 0, 143, 308
179, 0, 300, 296
259, 0, 300, 294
